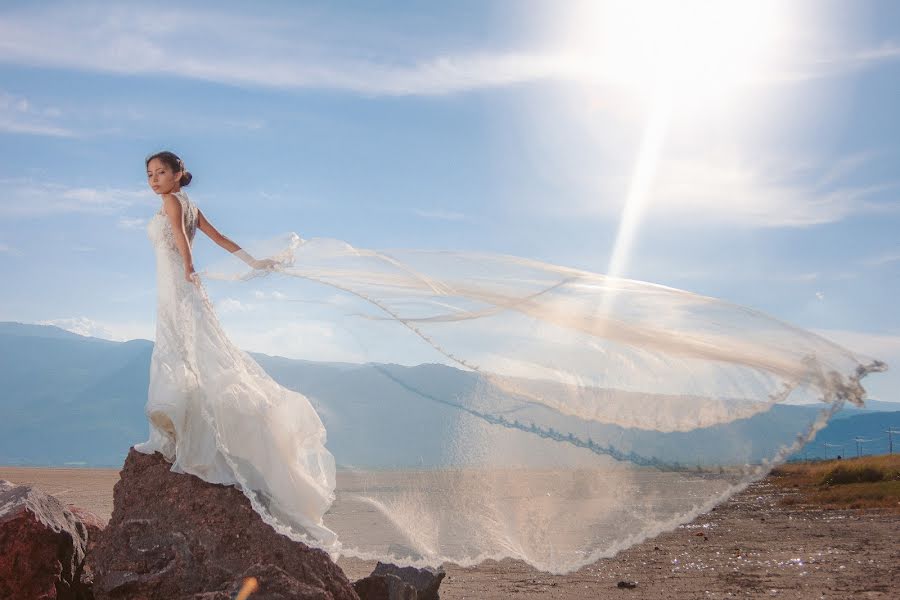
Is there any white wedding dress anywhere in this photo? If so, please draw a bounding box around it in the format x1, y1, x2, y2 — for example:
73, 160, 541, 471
134, 189, 340, 553
130, 189, 886, 574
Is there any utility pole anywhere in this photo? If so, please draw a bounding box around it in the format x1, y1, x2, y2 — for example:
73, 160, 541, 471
885, 428, 898, 455
855, 437, 863, 458
824, 442, 845, 460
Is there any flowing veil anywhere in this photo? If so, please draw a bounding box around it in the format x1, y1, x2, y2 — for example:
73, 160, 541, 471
196, 231, 886, 574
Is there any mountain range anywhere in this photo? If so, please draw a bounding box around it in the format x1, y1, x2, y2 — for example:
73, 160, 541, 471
0, 321, 896, 467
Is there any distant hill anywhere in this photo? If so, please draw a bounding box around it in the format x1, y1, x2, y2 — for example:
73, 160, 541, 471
0, 321, 476, 467
0, 320, 118, 342
793, 411, 900, 459
0, 321, 896, 468
830, 399, 900, 417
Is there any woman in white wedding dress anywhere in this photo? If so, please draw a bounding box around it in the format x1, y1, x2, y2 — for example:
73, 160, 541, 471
132, 150, 886, 574
133, 150, 340, 552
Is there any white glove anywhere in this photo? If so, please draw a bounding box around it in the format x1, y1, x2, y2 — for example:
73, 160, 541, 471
233, 248, 277, 270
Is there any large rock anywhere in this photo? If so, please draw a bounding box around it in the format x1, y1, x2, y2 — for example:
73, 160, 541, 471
67, 504, 107, 595
353, 562, 445, 600
370, 563, 444, 600
353, 572, 418, 600
89, 447, 358, 599
0, 479, 97, 600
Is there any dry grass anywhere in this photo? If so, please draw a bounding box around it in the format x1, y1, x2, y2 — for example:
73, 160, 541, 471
770, 454, 900, 511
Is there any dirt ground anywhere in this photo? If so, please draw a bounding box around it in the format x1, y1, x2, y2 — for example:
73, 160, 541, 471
0, 466, 118, 520
2, 467, 897, 599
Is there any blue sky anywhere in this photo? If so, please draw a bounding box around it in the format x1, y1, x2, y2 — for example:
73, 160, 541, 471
0, 0, 898, 400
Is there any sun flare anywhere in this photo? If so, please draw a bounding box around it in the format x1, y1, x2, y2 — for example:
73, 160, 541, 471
562, 0, 789, 107
553, 0, 795, 281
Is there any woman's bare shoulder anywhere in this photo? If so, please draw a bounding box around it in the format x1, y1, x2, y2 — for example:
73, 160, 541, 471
161, 193, 183, 217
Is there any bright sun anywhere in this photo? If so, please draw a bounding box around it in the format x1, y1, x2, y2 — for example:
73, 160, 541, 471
561, 0, 788, 107
552, 0, 793, 283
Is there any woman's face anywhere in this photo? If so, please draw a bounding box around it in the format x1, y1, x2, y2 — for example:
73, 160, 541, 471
146, 157, 182, 195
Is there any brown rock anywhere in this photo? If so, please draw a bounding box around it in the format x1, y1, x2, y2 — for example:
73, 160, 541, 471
0, 479, 93, 600
353, 572, 418, 600
66, 505, 106, 598
89, 447, 358, 600
65, 505, 106, 538
370, 562, 445, 599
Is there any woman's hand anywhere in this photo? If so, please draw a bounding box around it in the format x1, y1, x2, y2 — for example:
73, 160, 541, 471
233, 248, 277, 271
251, 257, 278, 270
185, 265, 200, 284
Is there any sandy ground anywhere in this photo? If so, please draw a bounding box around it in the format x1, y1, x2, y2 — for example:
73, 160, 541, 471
2, 466, 897, 599
0, 466, 118, 520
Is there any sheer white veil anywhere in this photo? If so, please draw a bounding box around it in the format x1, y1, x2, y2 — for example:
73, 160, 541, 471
197, 231, 885, 573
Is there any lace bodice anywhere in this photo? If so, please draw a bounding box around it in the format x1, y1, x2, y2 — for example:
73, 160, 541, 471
147, 189, 198, 255
146, 189, 202, 331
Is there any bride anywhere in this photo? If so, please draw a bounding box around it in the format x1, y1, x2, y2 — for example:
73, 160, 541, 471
134, 150, 340, 551
134, 149, 884, 574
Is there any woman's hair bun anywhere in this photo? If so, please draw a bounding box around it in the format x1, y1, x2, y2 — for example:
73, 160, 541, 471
180, 171, 193, 186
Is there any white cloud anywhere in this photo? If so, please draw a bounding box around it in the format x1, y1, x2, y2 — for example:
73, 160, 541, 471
644, 155, 898, 227
0, 87, 262, 137
117, 216, 147, 230
224, 320, 368, 364
0, 242, 22, 256
846, 40, 900, 67
0, 3, 898, 97
33, 313, 365, 363
0, 178, 153, 217
216, 298, 254, 314
861, 252, 900, 268
749, 40, 900, 83
562, 152, 899, 228
252, 290, 287, 300
0, 89, 73, 137
39, 317, 119, 339
814, 329, 900, 362
37, 316, 153, 341
0, 3, 561, 97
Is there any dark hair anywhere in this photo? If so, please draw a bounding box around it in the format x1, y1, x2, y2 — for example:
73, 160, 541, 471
145, 150, 193, 187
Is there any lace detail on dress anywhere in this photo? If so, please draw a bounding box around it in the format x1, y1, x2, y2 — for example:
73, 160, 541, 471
147, 190, 198, 254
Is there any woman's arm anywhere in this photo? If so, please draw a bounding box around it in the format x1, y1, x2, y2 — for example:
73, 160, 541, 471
162, 194, 196, 281
197, 208, 278, 270
197, 208, 240, 253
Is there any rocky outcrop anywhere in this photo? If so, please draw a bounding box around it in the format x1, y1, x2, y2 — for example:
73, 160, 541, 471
2, 450, 447, 600
371, 562, 444, 599
0, 479, 99, 600
66, 504, 106, 596
89, 447, 359, 599
353, 562, 445, 600
353, 572, 418, 600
